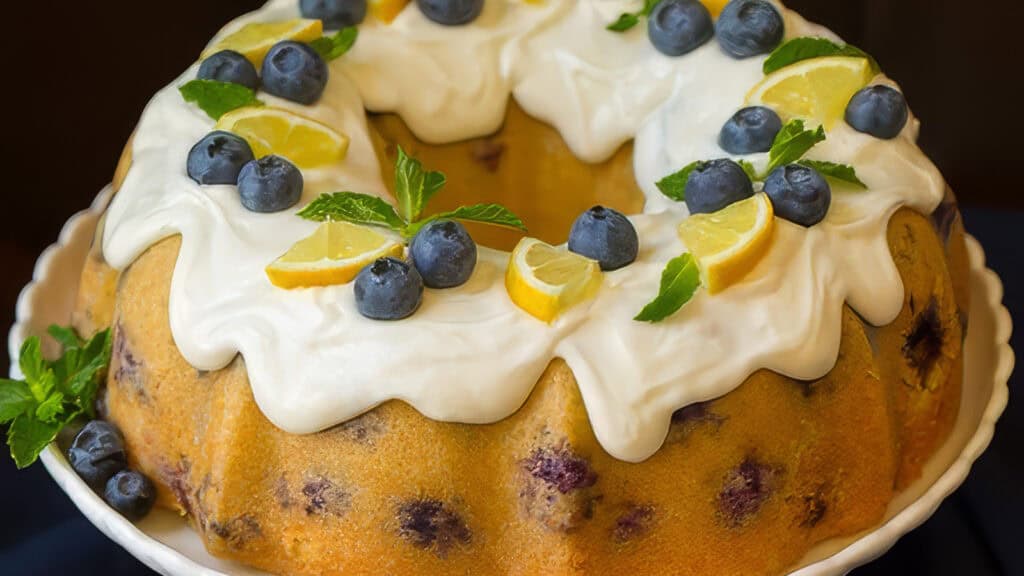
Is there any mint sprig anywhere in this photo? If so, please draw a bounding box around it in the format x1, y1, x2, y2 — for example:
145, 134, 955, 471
310, 27, 359, 61
179, 80, 263, 120
635, 253, 701, 323
607, 0, 661, 32
2, 327, 112, 469
656, 119, 864, 203
299, 146, 527, 239
763, 37, 880, 75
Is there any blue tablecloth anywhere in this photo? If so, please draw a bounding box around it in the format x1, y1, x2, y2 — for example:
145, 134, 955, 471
1, 208, 1020, 575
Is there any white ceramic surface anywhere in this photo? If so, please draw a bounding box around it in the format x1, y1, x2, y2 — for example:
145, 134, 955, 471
8, 189, 1013, 575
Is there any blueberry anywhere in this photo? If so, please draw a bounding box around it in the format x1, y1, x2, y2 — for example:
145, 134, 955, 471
104, 469, 156, 522
568, 206, 639, 271
68, 421, 127, 492
647, 0, 714, 57
237, 155, 304, 213
197, 50, 259, 91
719, 106, 783, 154
417, 0, 484, 26
187, 131, 255, 185
717, 0, 785, 58
763, 164, 831, 227
261, 41, 329, 105
410, 220, 478, 289
354, 258, 424, 320
845, 85, 909, 140
684, 159, 755, 215
300, 0, 368, 28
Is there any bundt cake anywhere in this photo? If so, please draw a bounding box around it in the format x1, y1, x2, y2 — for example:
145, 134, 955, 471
64, 0, 968, 573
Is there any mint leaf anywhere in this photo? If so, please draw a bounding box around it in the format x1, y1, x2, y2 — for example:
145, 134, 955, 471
635, 253, 702, 323
607, 0, 661, 32
0, 380, 34, 424
763, 37, 880, 75
738, 160, 759, 181
394, 146, 446, 223
298, 192, 406, 230
406, 204, 527, 237
35, 392, 65, 424
19, 338, 56, 402
48, 325, 82, 350
310, 27, 358, 61
765, 120, 826, 175
7, 415, 60, 469
656, 161, 701, 202
64, 329, 113, 400
797, 160, 867, 188
179, 79, 263, 120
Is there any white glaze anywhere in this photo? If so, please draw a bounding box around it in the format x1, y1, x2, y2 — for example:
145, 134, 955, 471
102, 0, 945, 461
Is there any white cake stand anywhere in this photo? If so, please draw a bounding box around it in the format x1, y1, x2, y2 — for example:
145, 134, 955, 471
8, 186, 1013, 576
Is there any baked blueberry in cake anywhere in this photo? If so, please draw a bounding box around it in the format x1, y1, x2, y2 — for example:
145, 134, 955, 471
3, 1, 969, 574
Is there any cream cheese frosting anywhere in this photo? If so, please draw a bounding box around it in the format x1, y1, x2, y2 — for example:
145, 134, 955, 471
102, 0, 945, 462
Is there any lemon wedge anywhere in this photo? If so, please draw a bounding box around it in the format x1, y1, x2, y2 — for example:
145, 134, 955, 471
369, 0, 410, 23
746, 56, 874, 128
267, 221, 404, 289
202, 19, 323, 68
701, 0, 730, 17
678, 194, 775, 294
216, 107, 349, 169
506, 238, 603, 323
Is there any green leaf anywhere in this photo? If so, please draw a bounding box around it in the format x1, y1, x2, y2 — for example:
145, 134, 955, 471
797, 160, 867, 189
405, 204, 528, 238
738, 160, 759, 182
310, 27, 359, 61
34, 392, 65, 424
634, 253, 702, 323
765, 120, 826, 175
763, 37, 880, 75
0, 380, 34, 424
394, 146, 446, 223
7, 415, 61, 469
179, 79, 264, 120
19, 337, 56, 402
48, 325, 82, 351
607, 0, 661, 32
297, 192, 406, 230
656, 161, 702, 202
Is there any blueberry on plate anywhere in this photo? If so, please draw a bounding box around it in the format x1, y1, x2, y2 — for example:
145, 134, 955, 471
417, 0, 484, 26
300, 0, 368, 29
237, 155, 304, 213
261, 41, 329, 105
68, 420, 127, 492
845, 85, 909, 140
187, 131, 256, 185
410, 220, 478, 289
197, 50, 259, 91
648, 0, 714, 57
568, 206, 639, 271
354, 257, 424, 320
719, 106, 783, 154
104, 469, 156, 522
717, 0, 785, 58
763, 164, 831, 227
685, 159, 755, 215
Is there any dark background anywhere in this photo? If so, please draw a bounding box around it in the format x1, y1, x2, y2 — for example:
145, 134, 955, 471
1, 1, 1022, 574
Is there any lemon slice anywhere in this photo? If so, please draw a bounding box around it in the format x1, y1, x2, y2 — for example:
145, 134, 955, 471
216, 107, 349, 169
369, 0, 410, 23
266, 221, 404, 289
506, 238, 603, 323
746, 56, 874, 128
202, 19, 323, 68
678, 194, 775, 294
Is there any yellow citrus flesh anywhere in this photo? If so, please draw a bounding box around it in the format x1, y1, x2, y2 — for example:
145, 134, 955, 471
368, 0, 410, 23
216, 107, 349, 169
746, 56, 874, 128
701, 0, 730, 17
505, 238, 602, 323
266, 221, 404, 289
202, 19, 323, 68
678, 194, 775, 294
